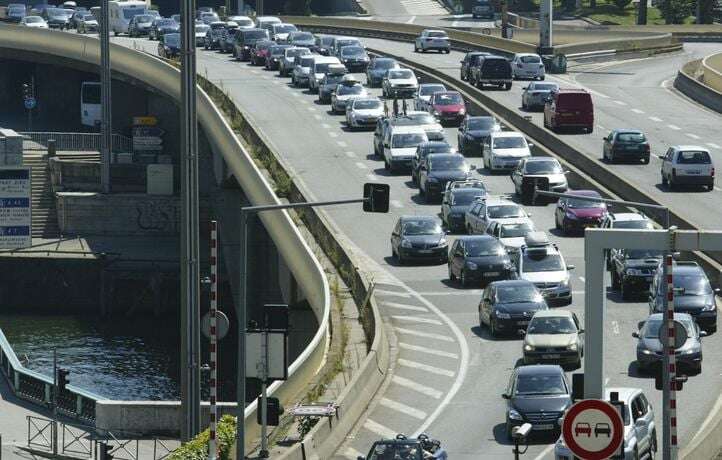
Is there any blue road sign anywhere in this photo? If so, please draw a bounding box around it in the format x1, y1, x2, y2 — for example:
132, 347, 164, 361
24, 97, 36, 110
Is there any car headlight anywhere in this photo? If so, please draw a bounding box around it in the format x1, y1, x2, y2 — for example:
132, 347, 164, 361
639, 348, 653, 355
567, 343, 578, 351
433, 110, 440, 116
459, 107, 466, 115
703, 302, 716, 311
565, 211, 578, 220
438, 238, 448, 247
680, 348, 696, 355
626, 268, 643, 276
508, 409, 523, 421
401, 240, 412, 249
466, 261, 478, 270
523, 344, 534, 352
503, 261, 513, 270
560, 277, 570, 288
496, 311, 511, 319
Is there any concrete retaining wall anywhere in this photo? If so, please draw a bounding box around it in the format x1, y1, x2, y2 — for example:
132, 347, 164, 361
674, 59, 722, 114
702, 52, 722, 93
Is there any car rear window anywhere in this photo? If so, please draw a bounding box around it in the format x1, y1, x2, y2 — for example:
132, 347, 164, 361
557, 92, 592, 109
299, 56, 315, 67
520, 55, 541, 64
482, 59, 510, 72
244, 30, 268, 40
493, 136, 526, 149
427, 31, 447, 38
677, 151, 711, 164
434, 93, 463, 105
617, 132, 646, 143
389, 69, 413, 79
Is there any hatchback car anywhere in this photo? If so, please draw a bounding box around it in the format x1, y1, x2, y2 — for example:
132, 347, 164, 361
414, 83, 447, 111
457, 116, 501, 156
265, 44, 292, 70
465, 196, 529, 235
414, 29, 450, 53
288, 31, 315, 48
346, 97, 384, 130
511, 53, 545, 80
233, 28, 270, 61
158, 32, 180, 59
543, 88, 594, 133
448, 235, 514, 287
366, 57, 401, 87
76, 13, 97, 33
511, 157, 568, 203
203, 21, 227, 49
659, 145, 715, 191
270, 22, 296, 42
554, 190, 607, 235
149, 18, 179, 41
442, 186, 487, 233
603, 129, 651, 164
634, 312, 704, 374
390, 216, 448, 265
383, 126, 429, 172
512, 232, 574, 305
649, 261, 718, 332
479, 280, 548, 337
291, 54, 316, 87
485, 219, 536, 254
318, 68, 348, 103
412, 141, 454, 185
279, 47, 310, 77
522, 310, 583, 368
251, 40, 275, 66
502, 365, 572, 440
521, 82, 559, 111
483, 131, 533, 172
128, 13, 153, 36
382, 69, 419, 99
21, 15, 48, 28
419, 153, 472, 202
428, 91, 466, 126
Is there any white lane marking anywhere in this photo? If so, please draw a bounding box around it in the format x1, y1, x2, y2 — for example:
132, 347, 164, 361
398, 358, 455, 377
383, 302, 428, 315
364, 419, 397, 438
391, 315, 443, 325
605, 377, 610, 386
649, 116, 663, 122
532, 444, 555, 460
707, 143, 721, 149
355, 161, 367, 169
337, 141, 348, 147
344, 447, 365, 460
667, 124, 681, 130
392, 375, 443, 399
572, 290, 585, 295
379, 397, 428, 420
597, 124, 606, 131
291, 92, 300, 97
376, 288, 411, 297
329, 132, 338, 138
399, 342, 459, 359
406, 15, 416, 23
631, 108, 645, 114
367, 173, 379, 181
345, 151, 357, 158
451, 20, 460, 27
686, 133, 701, 139
394, 327, 455, 342
579, 276, 586, 282
611, 320, 620, 335
613, 100, 627, 106
321, 123, 331, 129
417, 290, 483, 296
391, 200, 404, 209
313, 114, 322, 120
307, 107, 316, 112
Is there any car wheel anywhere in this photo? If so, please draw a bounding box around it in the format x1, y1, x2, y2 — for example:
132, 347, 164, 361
397, 251, 405, 265
612, 271, 621, 290
461, 269, 469, 287
643, 156, 650, 164
661, 174, 668, 186
385, 160, 391, 171
490, 318, 498, 337
448, 264, 456, 281
621, 281, 631, 301
504, 83, 512, 90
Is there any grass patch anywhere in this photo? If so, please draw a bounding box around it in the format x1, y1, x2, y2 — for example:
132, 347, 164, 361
576, 0, 694, 24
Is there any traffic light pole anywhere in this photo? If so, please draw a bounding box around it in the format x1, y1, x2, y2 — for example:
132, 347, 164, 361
259, 326, 269, 458
52, 348, 57, 457
99, 0, 111, 194
662, 230, 678, 460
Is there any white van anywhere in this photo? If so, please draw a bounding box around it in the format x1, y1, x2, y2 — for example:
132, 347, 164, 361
255, 15, 281, 33
80, 82, 101, 128
109, 0, 147, 36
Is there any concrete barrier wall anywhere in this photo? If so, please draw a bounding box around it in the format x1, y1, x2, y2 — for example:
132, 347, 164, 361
702, 52, 722, 93
0, 26, 330, 440
674, 59, 722, 114
555, 32, 674, 55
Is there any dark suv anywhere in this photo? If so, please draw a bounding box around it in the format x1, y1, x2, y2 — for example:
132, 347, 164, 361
448, 235, 514, 287
470, 55, 513, 90
233, 28, 270, 61
610, 248, 663, 300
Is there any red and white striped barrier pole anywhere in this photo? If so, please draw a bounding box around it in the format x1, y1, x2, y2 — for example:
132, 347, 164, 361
209, 220, 218, 460
666, 252, 678, 460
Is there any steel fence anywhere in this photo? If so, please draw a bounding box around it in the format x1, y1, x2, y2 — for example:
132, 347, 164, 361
19, 132, 132, 153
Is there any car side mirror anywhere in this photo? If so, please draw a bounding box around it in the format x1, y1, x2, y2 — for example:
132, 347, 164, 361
578, 328, 584, 334
501, 393, 510, 399
460, 60, 465, 64
635, 419, 646, 428
658, 155, 666, 160
567, 265, 575, 270
700, 330, 708, 337
715, 288, 721, 294
528, 143, 534, 148
517, 329, 526, 336
522, 86, 528, 90
632, 331, 639, 338
470, 164, 477, 170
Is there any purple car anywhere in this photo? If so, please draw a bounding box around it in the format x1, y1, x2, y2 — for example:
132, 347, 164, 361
554, 190, 608, 235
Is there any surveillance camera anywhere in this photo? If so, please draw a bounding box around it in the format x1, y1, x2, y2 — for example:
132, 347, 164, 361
512, 423, 532, 439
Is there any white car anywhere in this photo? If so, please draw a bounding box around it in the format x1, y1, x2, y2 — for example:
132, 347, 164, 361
270, 23, 297, 42
485, 218, 536, 254
21, 15, 48, 28
512, 232, 573, 305
383, 125, 429, 173
331, 80, 368, 114
483, 131, 533, 172
521, 81, 559, 111
465, 196, 530, 234
291, 54, 316, 87
659, 145, 715, 191
414, 29, 450, 53
226, 15, 255, 29
404, 111, 445, 141
346, 97, 384, 130
382, 68, 419, 99
414, 83, 447, 111
522, 310, 583, 367
511, 53, 545, 80
510, 157, 568, 198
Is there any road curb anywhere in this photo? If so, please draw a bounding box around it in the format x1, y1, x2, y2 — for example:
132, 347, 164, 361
674, 59, 722, 114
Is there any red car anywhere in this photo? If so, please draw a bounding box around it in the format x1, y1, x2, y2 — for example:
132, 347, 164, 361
428, 91, 466, 126
554, 190, 608, 235
543, 88, 594, 134
252, 40, 274, 66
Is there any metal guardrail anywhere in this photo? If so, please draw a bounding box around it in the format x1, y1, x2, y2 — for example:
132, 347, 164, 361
19, 132, 132, 153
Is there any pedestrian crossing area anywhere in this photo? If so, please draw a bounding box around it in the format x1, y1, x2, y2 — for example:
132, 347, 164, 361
400, 0, 449, 15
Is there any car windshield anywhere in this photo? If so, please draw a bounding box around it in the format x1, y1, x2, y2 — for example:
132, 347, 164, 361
342, 46, 365, 57
522, 252, 564, 272
402, 220, 441, 236
164, 33, 180, 46
500, 222, 533, 238
292, 32, 313, 40
269, 46, 288, 56
374, 59, 398, 70
496, 284, 542, 303
515, 373, 567, 396
389, 70, 413, 79
451, 191, 481, 206
421, 144, 452, 155
467, 117, 496, 130
244, 30, 267, 39
465, 239, 505, 257
643, 318, 696, 339
337, 40, 358, 48
369, 442, 423, 460
299, 56, 315, 67
625, 249, 663, 259
614, 219, 654, 229
135, 14, 152, 22
488, 204, 524, 218
210, 22, 226, 29
408, 113, 436, 125
470, 54, 487, 65
520, 55, 541, 63
324, 75, 344, 86
531, 83, 557, 91
429, 156, 466, 171
314, 63, 334, 73
122, 8, 144, 19
26, 16, 42, 22
337, 85, 363, 96
677, 151, 711, 164
157, 19, 175, 26
527, 316, 577, 334
419, 84, 446, 96
525, 160, 562, 174
354, 100, 381, 110
566, 196, 604, 208
275, 24, 295, 33
236, 18, 253, 26
662, 274, 713, 296
196, 24, 209, 32
286, 48, 309, 58
493, 137, 526, 149
434, 93, 463, 105
392, 133, 427, 148
47, 7, 65, 16
617, 132, 646, 143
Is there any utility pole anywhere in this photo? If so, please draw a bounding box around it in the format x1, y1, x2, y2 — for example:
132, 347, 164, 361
539, 0, 553, 54
99, 0, 111, 193
637, 0, 648, 24
180, 0, 202, 442
257, 0, 263, 16
662, 229, 678, 460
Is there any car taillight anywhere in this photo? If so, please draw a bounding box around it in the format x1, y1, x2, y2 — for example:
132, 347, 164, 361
712, 167, 715, 177
672, 168, 676, 176
644, 144, 650, 152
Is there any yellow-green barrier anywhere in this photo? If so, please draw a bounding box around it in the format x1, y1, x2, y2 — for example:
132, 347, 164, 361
702, 52, 722, 94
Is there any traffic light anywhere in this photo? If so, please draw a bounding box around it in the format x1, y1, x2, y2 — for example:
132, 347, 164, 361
99, 443, 114, 460
22, 83, 31, 99
363, 183, 390, 213
257, 397, 284, 426
57, 368, 70, 392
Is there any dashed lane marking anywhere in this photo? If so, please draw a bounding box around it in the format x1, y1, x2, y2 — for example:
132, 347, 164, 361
394, 327, 455, 342
416, 290, 483, 296
611, 320, 620, 335
686, 133, 701, 139
406, 15, 416, 23
376, 289, 412, 297
398, 358, 455, 377
329, 132, 338, 138
579, 276, 586, 282
668, 124, 681, 130
313, 114, 322, 120
391, 200, 404, 209
383, 301, 428, 312
613, 100, 627, 106
707, 143, 720, 149
379, 397, 428, 420
391, 315, 443, 325
631, 108, 645, 114
307, 107, 316, 112
321, 123, 331, 129
363, 419, 397, 438
367, 173, 379, 181
337, 141, 348, 147
355, 161, 367, 169
399, 342, 459, 359
392, 375, 443, 399
344, 447, 365, 460
597, 124, 606, 131
649, 116, 663, 122
345, 151, 357, 158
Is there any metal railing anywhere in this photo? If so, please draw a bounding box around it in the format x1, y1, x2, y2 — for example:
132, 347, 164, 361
19, 132, 132, 153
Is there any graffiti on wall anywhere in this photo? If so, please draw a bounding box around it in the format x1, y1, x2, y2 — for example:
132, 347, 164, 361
136, 200, 179, 233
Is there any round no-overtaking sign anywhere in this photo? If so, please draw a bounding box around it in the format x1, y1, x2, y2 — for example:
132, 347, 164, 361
562, 399, 624, 460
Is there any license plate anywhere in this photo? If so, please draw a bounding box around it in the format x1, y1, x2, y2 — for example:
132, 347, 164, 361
533, 424, 555, 430
516, 320, 529, 326
418, 249, 433, 254
542, 354, 560, 359
687, 170, 700, 175
485, 271, 500, 277
433, 40, 444, 45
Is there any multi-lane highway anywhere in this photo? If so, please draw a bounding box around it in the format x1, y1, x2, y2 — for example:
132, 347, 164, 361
111, 34, 722, 459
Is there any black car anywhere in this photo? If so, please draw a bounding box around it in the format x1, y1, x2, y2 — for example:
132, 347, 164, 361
502, 365, 572, 440
318, 72, 347, 103
128, 13, 154, 37
460, 51, 490, 81
634, 312, 704, 374
158, 33, 180, 59
411, 141, 453, 185
233, 28, 270, 61
390, 216, 448, 265
418, 153, 472, 202
442, 187, 486, 233
265, 44, 292, 70
471, 55, 513, 90
42, 7, 70, 28
448, 235, 514, 287
610, 248, 663, 300
457, 116, 500, 156
366, 57, 400, 87
479, 280, 548, 337
338, 45, 370, 71
149, 18, 179, 40
602, 129, 651, 164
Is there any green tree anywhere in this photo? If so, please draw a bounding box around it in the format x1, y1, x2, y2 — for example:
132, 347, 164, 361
613, 0, 632, 10
661, 0, 693, 22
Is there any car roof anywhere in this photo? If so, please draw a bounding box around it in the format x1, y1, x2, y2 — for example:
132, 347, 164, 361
351, 97, 381, 104
555, 88, 590, 94
423, 28, 446, 33
483, 195, 516, 205
497, 217, 532, 225
525, 157, 558, 163
492, 131, 525, 138
612, 129, 644, 134
489, 279, 537, 288
515, 52, 540, 57
419, 141, 451, 147
609, 212, 646, 221
457, 234, 497, 242
515, 364, 564, 375
532, 309, 574, 319
567, 189, 601, 197
671, 145, 710, 152
646, 312, 694, 322
391, 125, 428, 134
400, 215, 439, 222
672, 262, 704, 275
427, 153, 464, 160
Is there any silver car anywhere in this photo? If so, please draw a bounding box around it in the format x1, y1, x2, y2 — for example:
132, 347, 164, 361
414, 83, 446, 111
512, 232, 574, 306
291, 55, 316, 87
280, 47, 310, 77
331, 81, 368, 114
346, 97, 384, 130
521, 82, 559, 111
